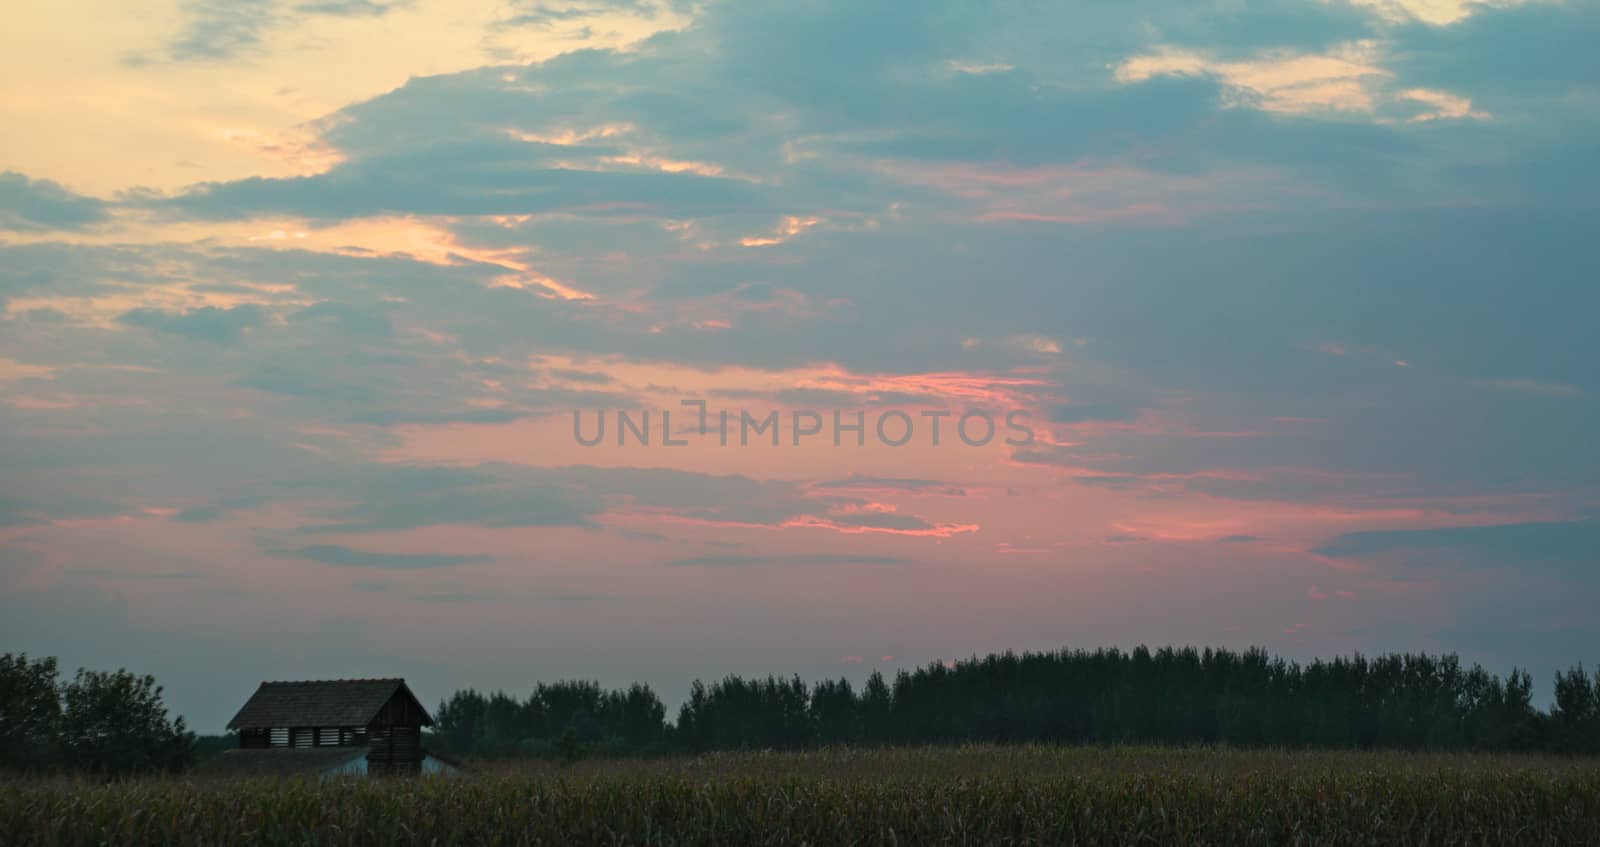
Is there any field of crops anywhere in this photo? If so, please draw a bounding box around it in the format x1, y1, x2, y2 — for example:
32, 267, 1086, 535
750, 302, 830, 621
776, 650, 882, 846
5, 745, 1600, 845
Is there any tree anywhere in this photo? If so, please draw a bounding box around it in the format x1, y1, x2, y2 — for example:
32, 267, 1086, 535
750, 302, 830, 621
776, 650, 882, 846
428, 647, 1599, 757
432, 689, 489, 757
811, 678, 858, 746
603, 684, 668, 749
1551, 664, 1600, 754
0, 654, 62, 770
59, 668, 195, 775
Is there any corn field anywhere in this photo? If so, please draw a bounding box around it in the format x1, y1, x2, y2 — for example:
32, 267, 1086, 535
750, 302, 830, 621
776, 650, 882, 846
5, 746, 1599, 845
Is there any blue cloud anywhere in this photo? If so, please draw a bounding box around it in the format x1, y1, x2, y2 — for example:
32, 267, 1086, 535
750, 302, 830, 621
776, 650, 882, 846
164, 0, 276, 61
666, 553, 909, 567
0, 172, 108, 231
118, 304, 266, 345
1048, 403, 1141, 424
288, 465, 604, 533
163, 136, 761, 220
1316, 520, 1600, 579
232, 362, 384, 400
814, 475, 965, 495
289, 301, 392, 336
272, 543, 490, 568
160, 0, 412, 62
1389, 3, 1600, 100
0, 494, 124, 528
295, 0, 409, 16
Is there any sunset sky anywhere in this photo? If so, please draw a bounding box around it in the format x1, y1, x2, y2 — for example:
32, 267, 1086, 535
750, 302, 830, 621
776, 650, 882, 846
2, 0, 1597, 732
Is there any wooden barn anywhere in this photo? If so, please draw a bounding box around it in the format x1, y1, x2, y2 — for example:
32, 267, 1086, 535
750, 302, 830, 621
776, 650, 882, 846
209, 678, 453, 777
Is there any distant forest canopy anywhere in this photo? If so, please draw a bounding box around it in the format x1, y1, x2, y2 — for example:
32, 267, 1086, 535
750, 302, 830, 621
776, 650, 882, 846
431, 647, 1600, 758
7, 647, 1600, 776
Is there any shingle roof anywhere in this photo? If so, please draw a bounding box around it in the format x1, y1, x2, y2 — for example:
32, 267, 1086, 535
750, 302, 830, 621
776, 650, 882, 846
226, 678, 433, 730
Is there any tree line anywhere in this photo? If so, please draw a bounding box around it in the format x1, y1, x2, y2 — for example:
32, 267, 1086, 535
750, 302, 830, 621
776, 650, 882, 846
431, 647, 1600, 758
6, 646, 1599, 775
0, 654, 195, 775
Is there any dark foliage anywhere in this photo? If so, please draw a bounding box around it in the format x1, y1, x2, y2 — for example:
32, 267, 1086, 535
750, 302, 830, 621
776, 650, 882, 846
1553, 663, 1600, 755
433, 647, 1600, 758
192, 733, 238, 761
0, 654, 195, 775
432, 680, 669, 759
0, 654, 61, 768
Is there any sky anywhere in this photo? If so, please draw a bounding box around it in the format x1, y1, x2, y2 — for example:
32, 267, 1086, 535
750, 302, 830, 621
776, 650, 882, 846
2, 0, 1597, 733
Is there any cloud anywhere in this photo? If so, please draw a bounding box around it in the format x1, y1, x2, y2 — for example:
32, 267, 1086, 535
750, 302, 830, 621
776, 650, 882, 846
163, 134, 762, 220
272, 543, 491, 568
160, 0, 413, 62
288, 465, 604, 533
1386, 2, 1600, 98
118, 305, 266, 345
0, 172, 108, 231
171, 495, 269, 523
232, 362, 385, 401
813, 474, 966, 495
64, 567, 207, 581
1048, 402, 1143, 424
138, 0, 1432, 229
164, 0, 278, 61
1482, 379, 1584, 398
495, 0, 663, 29
0, 494, 125, 529
256, 461, 977, 539
1115, 40, 1496, 124
665, 553, 909, 567
549, 368, 615, 384
1115, 43, 1391, 115
296, 0, 410, 16
100, 0, 1594, 399
56, 0, 1580, 422
288, 301, 393, 336
1316, 520, 1600, 579
801, 509, 950, 534
348, 408, 529, 426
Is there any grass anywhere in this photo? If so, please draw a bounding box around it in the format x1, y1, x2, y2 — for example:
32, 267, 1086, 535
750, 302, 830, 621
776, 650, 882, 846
5, 745, 1600, 845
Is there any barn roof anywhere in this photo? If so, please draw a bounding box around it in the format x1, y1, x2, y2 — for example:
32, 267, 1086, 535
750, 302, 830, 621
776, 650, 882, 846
227, 678, 434, 730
